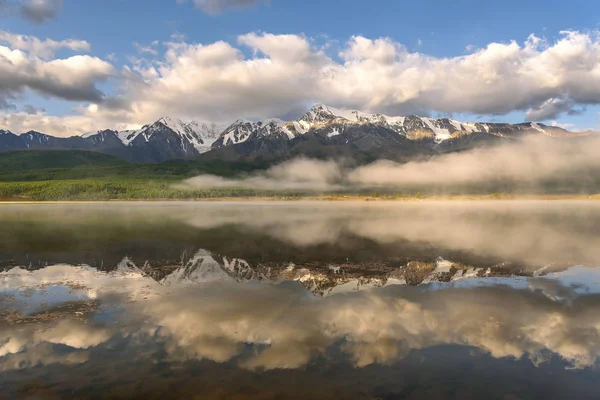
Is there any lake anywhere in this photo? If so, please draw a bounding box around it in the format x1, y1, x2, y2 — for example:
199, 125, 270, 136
2, 201, 600, 399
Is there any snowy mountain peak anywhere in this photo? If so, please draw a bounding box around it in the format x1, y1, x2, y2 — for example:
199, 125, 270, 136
157, 116, 188, 134
294, 104, 568, 143
213, 118, 288, 148
157, 116, 177, 124
111, 117, 223, 153
301, 104, 338, 123
81, 131, 98, 139
117, 129, 141, 146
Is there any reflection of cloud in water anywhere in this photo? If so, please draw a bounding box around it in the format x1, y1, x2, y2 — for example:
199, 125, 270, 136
1, 202, 600, 267
3, 270, 600, 372
182, 201, 600, 266
130, 280, 600, 370
3, 201, 600, 374
0, 320, 112, 372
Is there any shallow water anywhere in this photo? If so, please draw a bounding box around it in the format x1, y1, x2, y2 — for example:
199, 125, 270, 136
1, 201, 600, 399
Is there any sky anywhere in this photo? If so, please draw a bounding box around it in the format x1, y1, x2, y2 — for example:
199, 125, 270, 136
1, 0, 600, 136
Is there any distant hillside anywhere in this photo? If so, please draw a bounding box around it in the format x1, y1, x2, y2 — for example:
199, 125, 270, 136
0, 150, 126, 172
0, 150, 268, 183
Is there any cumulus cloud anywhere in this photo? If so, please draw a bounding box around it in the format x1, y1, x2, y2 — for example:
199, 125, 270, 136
73, 30, 600, 132
0, 30, 115, 122
525, 97, 576, 121
0, 29, 90, 59
0, 111, 113, 136
0, 47, 115, 101
6, 29, 600, 135
179, 0, 268, 14
20, 0, 62, 23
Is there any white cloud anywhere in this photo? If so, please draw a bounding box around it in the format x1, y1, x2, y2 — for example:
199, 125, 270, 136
134, 40, 159, 56
525, 96, 576, 120
0, 111, 110, 136
0, 46, 115, 103
0, 30, 115, 129
0, 30, 90, 59
551, 120, 575, 130
183, 158, 344, 191
96, 30, 600, 128
6, 30, 600, 135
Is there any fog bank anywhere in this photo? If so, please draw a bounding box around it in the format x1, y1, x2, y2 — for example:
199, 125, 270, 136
182, 135, 600, 193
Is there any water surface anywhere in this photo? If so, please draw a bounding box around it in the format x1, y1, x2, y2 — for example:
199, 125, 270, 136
2, 201, 600, 399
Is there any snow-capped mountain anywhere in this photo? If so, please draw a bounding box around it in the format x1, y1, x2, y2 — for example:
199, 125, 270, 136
279, 104, 571, 143
0, 117, 227, 162
212, 118, 288, 148
0, 104, 593, 163
114, 117, 223, 152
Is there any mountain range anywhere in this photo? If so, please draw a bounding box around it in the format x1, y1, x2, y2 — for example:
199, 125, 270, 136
3, 248, 573, 297
0, 104, 594, 163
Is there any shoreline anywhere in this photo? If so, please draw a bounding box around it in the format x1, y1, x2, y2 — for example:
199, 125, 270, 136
1, 194, 600, 204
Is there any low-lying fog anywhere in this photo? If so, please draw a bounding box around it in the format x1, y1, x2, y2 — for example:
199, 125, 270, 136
181, 136, 600, 193
1, 201, 600, 267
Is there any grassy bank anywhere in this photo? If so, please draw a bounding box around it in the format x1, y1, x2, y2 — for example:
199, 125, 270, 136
0, 179, 292, 201
1, 181, 599, 202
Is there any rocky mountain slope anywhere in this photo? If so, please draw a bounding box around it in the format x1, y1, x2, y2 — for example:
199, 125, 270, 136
0, 104, 591, 163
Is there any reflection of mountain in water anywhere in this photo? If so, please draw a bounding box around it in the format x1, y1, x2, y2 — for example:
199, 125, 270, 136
4, 264, 600, 399
112, 249, 575, 296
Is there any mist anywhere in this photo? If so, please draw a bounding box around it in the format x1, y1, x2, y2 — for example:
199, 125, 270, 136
3, 201, 600, 267
182, 158, 345, 191
349, 135, 600, 191
181, 135, 600, 194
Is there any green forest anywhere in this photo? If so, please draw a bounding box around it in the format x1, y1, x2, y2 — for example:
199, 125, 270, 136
0, 150, 280, 201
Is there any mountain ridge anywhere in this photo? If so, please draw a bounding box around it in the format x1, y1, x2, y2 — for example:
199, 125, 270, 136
1, 104, 595, 163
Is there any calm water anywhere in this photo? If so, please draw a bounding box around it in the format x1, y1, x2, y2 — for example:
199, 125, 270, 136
2, 201, 600, 399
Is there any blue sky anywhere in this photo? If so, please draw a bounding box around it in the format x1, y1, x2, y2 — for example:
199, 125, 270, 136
1, 0, 600, 135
